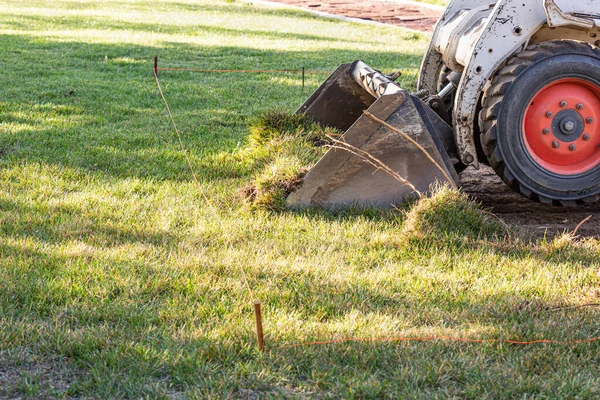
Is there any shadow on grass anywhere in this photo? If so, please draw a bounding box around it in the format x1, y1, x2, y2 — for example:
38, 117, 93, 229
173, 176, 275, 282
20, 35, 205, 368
1, 192, 598, 396
0, 33, 422, 183
0, 197, 178, 247
2, 232, 599, 397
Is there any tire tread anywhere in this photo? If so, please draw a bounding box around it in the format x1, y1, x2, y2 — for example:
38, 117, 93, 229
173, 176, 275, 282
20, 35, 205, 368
479, 40, 600, 206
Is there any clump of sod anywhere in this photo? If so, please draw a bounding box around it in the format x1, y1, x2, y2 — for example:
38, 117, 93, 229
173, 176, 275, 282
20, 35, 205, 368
242, 111, 339, 211
401, 184, 507, 241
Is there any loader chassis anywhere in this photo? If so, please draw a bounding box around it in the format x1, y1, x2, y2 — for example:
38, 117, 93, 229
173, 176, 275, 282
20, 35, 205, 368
291, 0, 600, 209
418, 0, 600, 169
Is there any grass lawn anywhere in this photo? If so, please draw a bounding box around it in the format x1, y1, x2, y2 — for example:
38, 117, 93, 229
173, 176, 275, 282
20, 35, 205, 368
1, 0, 599, 398
412, 0, 447, 6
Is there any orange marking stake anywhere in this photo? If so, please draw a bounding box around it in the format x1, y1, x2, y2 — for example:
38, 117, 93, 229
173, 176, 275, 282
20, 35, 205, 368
254, 301, 265, 352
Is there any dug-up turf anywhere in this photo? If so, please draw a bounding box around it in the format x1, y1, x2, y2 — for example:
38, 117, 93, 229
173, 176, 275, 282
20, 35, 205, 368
401, 184, 507, 241
243, 112, 599, 239
241, 112, 335, 211
263, 1, 600, 239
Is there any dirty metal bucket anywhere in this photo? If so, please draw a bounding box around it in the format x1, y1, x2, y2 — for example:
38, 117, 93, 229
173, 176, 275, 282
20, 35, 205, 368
287, 61, 458, 210
296, 60, 403, 132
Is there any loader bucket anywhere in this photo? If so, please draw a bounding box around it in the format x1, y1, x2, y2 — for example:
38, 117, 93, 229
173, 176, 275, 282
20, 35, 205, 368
287, 62, 458, 210
296, 61, 403, 132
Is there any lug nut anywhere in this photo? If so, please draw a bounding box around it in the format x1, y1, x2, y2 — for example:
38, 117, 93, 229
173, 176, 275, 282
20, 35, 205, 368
569, 144, 577, 151
552, 140, 560, 149
586, 117, 594, 124
546, 111, 553, 118
577, 104, 584, 110
583, 134, 591, 141
543, 128, 550, 135
560, 101, 567, 108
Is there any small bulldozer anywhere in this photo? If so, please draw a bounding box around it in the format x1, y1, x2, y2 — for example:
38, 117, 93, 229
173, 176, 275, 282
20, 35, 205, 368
287, 0, 600, 210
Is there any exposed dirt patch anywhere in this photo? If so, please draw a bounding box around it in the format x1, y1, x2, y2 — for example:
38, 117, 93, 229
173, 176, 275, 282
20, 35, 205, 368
0, 349, 82, 399
266, 0, 600, 238
266, 0, 441, 32
460, 166, 600, 239
273, 0, 600, 238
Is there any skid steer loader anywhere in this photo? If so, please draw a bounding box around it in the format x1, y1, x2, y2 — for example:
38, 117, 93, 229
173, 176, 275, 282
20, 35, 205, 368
287, 0, 600, 210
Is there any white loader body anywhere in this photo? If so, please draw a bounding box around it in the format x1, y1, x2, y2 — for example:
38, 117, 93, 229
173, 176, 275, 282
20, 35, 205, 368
291, 0, 600, 209
420, 0, 600, 166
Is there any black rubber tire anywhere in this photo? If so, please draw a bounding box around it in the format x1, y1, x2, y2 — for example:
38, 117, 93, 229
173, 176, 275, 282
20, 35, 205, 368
479, 40, 600, 206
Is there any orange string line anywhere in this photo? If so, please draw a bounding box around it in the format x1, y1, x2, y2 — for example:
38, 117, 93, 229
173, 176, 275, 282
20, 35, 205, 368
152, 66, 256, 301
281, 335, 600, 349
156, 67, 330, 74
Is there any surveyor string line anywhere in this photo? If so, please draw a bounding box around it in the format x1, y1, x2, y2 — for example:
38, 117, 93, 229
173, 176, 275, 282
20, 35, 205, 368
153, 67, 221, 222
152, 65, 256, 301
281, 335, 600, 349
155, 67, 331, 74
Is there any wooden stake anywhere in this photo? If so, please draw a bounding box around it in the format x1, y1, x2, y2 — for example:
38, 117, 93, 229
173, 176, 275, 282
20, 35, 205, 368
254, 300, 265, 352
154, 56, 158, 76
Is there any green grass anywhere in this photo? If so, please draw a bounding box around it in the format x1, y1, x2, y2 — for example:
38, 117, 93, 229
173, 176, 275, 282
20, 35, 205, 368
0, 0, 599, 398
241, 112, 337, 211
412, 0, 447, 6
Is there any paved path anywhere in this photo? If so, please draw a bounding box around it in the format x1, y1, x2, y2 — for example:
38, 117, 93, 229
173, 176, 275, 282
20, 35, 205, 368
266, 0, 442, 32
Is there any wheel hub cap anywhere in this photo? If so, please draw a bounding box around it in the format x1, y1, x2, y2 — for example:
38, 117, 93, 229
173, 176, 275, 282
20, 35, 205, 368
560, 118, 576, 134
552, 110, 584, 142
523, 78, 600, 175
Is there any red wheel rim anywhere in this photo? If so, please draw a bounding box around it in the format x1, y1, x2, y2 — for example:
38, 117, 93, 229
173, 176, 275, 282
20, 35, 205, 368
523, 78, 600, 175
